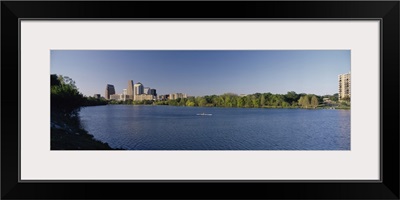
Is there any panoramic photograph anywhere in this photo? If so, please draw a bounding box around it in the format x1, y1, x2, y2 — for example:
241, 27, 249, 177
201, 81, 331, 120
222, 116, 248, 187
50, 50, 351, 150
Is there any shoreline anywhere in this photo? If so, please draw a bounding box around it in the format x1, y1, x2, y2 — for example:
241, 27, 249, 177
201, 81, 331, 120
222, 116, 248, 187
104, 103, 350, 110
51, 110, 121, 150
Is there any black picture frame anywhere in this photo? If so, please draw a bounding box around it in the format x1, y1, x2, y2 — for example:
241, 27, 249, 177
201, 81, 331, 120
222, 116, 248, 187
2, 1, 399, 199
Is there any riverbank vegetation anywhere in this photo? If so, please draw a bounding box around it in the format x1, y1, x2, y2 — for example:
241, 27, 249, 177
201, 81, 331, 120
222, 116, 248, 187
51, 74, 114, 150
157, 92, 349, 109
115, 91, 350, 109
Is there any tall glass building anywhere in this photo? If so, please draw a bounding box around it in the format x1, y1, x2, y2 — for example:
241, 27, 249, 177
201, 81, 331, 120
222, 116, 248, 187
127, 80, 134, 100
105, 84, 116, 100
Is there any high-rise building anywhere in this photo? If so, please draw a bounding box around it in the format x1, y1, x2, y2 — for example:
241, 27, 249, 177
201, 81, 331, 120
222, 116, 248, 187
144, 87, 151, 95
150, 89, 157, 97
127, 80, 134, 100
134, 82, 144, 100
93, 94, 101, 99
105, 84, 115, 100
338, 72, 351, 101
123, 89, 127, 101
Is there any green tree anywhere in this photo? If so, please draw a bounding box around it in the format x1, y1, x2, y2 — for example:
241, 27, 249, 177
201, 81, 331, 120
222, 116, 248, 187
51, 74, 84, 114
311, 95, 319, 108
231, 96, 238, 107
298, 95, 310, 108
217, 96, 224, 107
270, 94, 283, 107
263, 93, 272, 106
186, 100, 195, 107
168, 99, 178, 106
260, 94, 265, 107
298, 96, 304, 107
245, 95, 253, 108
252, 95, 260, 108
282, 101, 290, 107
237, 97, 245, 107
197, 97, 207, 107
224, 95, 233, 107
285, 91, 298, 103
330, 93, 339, 102
204, 96, 213, 105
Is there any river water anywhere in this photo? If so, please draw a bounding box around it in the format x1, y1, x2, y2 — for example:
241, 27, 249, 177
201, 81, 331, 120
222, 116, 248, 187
79, 105, 350, 150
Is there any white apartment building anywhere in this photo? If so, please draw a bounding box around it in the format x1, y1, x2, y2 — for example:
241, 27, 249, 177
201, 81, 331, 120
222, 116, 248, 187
338, 72, 351, 101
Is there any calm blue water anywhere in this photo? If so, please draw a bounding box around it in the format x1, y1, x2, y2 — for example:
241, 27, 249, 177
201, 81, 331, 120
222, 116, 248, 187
79, 105, 350, 150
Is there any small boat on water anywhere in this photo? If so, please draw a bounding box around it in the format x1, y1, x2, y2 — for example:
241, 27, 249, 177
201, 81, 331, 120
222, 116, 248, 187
196, 113, 212, 116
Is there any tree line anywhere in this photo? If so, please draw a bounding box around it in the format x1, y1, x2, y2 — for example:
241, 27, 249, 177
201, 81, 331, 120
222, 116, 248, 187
153, 92, 340, 108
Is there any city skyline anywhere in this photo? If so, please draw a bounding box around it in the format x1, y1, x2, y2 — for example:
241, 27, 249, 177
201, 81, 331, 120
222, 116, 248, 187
50, 50, 351, 97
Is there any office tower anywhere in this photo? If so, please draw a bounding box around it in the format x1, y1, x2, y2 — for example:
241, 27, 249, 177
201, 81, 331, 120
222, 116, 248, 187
338, 72, 351, 101
134, 82, 144, 100
105, 84, 115, 100
150, 89, 157, 97
144, 87, 151, 94
127, 80, 134, 100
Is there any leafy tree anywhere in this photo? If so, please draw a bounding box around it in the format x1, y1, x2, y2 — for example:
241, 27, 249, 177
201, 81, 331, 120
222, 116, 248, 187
186, 100, 195, 106
311, 95, 319, 108
51, 74, 84, 115
298, 96, 304, 107
331, 93, 339, 102
252, 95, 260, 108
237, 97, 245, 107
197, 97, 207, 107
168, 99, 178, 106
245, 95, 253, 108
204, 96, 212, 104
51, 74, 61, 86
260, 94, 265, 107
224, 95, 233, 107
253, 93, 262, 99
303, 95, 310, 108
298, 95, 310, 108
285, 91, 298, 103
231, 96, 238, 107
217, 96, 225, 107
282, 101, 290, 107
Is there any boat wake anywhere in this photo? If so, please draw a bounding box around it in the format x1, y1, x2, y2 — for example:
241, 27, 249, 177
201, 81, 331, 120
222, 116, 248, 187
196, 113, 212, 116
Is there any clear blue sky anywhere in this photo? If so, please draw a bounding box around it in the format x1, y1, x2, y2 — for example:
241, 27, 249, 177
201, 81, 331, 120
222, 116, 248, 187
50, 50, 350, 97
